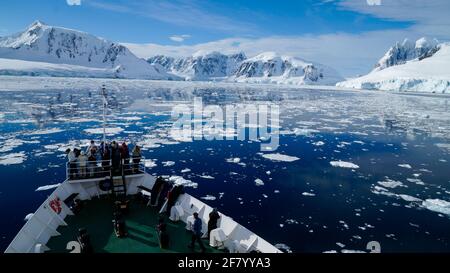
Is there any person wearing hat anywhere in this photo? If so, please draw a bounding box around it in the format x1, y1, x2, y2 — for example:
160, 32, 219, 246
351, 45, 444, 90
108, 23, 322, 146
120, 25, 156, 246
188, 212, 206, 253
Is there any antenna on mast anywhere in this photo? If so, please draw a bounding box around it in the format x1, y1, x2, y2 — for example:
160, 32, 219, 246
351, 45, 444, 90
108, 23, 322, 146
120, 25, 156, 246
101, 84, 108, 145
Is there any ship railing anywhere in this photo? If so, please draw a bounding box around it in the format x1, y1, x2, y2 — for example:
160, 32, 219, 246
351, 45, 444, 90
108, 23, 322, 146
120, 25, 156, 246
65, 157, 146, 181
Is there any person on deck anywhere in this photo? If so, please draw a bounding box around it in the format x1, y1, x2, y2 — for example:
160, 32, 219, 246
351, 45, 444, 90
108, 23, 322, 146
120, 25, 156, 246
188, 212, 206, 253
131, 145, 141, 173
66, 148, 76, 179
157, 217, 170, 249
77, 228, 93, 253
111, 141, 121, 175
86, 141, 97, 177
120, 142, 130, 172
86, 140, 98, 157
78, 151, 88, 178
207, 208, 221, 239
101, 142, 111, 174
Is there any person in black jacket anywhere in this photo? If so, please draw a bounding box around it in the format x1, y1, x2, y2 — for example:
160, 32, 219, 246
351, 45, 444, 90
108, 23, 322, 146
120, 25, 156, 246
207, 208, 220, 239
111, 141, 121, 175
77, 228, 93, 253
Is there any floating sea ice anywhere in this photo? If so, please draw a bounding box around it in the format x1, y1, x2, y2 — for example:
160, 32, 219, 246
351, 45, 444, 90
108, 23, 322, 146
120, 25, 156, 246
226, 157, 241, 164
261, 153, 300, 162
398, 194, 422, 202
285, 219, 299, 224
254, 178, 265, 186
398, 164, 412, 169
421, 199, 450, 216
199, 175, 215, 179
406, 178, 425, 185
312, 141, 325, 146
201, 195, 217, 201
168, 176, 198, 188
35, 183, 61, 191
162, 161, 175, 167
0, 152, 27, 165
274, 243, 292, 253
302, 192, 316, 197
330, 160, 359, 169
181, 168, 191, 173
144, 159, 157, 168
83, 127, 124, 135
26, 128, 64, 135
377, 179, 406, 189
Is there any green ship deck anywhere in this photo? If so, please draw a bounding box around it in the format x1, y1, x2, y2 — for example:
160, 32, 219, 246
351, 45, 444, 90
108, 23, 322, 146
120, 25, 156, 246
46, 196, 223, 253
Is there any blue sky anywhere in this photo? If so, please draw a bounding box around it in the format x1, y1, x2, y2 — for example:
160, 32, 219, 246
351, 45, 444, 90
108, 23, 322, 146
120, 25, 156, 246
0, 0, 411, 44
1, 0, 449, 76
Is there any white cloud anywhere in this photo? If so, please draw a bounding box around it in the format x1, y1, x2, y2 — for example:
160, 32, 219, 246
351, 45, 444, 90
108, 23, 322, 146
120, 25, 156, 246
123, 1, 450, 77
169, 34, 191, 43
88, 0, 255, 34
337, 0, 450, 40
123, 29, 413, 77
66, 0, 81, 6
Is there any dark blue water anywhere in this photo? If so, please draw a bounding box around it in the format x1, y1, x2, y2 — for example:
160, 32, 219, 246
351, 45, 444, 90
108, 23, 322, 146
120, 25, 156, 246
0, 86, 449, 252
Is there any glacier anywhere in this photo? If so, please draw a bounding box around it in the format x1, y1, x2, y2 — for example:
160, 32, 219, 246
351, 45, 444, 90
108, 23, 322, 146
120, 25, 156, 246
337, 38, 450, 93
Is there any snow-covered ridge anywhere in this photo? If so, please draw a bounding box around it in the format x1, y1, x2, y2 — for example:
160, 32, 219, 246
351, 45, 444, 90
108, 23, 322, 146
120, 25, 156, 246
373, 37, 440, 72
337, 38, 450, 93
148, 51, 246, 81
0, 21, 178, 80
148, 51, 343, 85
231, 52, 343, 85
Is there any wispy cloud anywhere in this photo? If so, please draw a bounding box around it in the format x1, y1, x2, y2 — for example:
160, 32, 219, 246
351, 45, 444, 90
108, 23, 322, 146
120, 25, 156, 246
66, 0, 81, 6
124, 28, 414, 77
169, 34, 191, 43
88, 0, 256, 34
336, 0, 450, 40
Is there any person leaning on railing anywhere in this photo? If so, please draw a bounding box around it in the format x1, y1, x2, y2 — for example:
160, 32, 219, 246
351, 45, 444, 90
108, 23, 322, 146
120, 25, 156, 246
120, 142, 130, 172
65, 148, 77, 179
111, 141, 121, 175
86, 140, 98, 177
132, 145, 142, 173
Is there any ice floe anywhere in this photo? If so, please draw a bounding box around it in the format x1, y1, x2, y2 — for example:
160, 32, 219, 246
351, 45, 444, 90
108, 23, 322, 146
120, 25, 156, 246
25, 128, 64, 135
421, 199, 450, 216
144, 159, 157, 168
162, 161, 175, 167
200, 195, 217, 201
398, 164, 412, 169
260, 153, 300, 162
83, 127, 124, 135
167, 176, 198, 188
330, 160, 359, 169
302, 192, 316, 197
0, 152, 27, 165
35, 183, 61, 192
377, 179, 406, 189
254, 178, 265, 186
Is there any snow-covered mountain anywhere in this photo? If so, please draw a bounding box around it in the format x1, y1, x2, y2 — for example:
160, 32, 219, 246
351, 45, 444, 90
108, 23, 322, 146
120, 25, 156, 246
230, 52, 343, 85
148, 51, 342, 85
0, 21, 178, 80
337, 38, 450, 93
148, 51, 246, 81
373, 37, 440, 72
